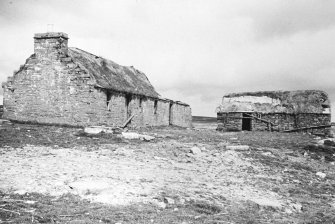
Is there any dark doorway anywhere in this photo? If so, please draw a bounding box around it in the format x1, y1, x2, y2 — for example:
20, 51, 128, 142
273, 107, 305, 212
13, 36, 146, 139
154, 100, 158, 114
242, 113, 252, 131
106, 91, 112, 111
125, 94, 132, 118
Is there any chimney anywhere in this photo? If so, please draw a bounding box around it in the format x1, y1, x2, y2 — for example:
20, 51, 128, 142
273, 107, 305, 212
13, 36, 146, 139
34, 32, 69, 59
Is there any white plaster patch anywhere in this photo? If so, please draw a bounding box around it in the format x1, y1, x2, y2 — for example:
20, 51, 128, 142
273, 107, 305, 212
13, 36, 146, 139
223, 96, 281, 105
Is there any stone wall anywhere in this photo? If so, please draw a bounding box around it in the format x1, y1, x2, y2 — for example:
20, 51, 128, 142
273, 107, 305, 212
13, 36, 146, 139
217, 112, 242, 131
2, 33, 192, 128
170, 103, 192, 127
217, 112, 331, 134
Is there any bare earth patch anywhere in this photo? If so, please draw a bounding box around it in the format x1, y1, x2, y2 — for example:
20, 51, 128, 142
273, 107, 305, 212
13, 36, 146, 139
1, 122, 335, 223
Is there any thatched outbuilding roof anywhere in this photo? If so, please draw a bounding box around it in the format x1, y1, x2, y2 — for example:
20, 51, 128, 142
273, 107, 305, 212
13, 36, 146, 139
217, 90, 331, 114
68, 47, 160, 98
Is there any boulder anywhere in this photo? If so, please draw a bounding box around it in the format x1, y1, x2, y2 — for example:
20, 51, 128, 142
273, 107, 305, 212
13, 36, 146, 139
190, 147, 202, 155
316, 172, 326, 179
121, 132, 155, 141
164, 197, 175, 204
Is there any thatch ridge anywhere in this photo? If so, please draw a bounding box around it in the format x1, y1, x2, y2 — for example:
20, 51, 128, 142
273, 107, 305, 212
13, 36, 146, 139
68, 47, 160, 98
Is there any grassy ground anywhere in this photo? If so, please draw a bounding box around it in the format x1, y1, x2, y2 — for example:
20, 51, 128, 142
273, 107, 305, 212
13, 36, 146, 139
1, 121, 335, 223
192, 116, 217, 130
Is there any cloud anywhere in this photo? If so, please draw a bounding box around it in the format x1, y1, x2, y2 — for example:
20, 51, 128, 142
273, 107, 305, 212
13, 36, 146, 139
0, 0, 334, 119
243, 0, 335, 40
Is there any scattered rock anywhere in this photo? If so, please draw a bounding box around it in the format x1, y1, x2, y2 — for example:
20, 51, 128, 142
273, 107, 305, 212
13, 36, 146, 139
251, 198, 282, 209
190, 147, 202, 155
122, 132, 140, 139
324, 139, 335, 147
155, 201, 167, 209
316, 172, 326, 179
217, 141, 229, 147
14, 189, 27, 195
121, 132, 155, 141
24, 200, 36, 204
153, 156, 168, 161
179, 198, 186, 204
284, 208, 293, 214
261, 152, 273, 156
141, 134, 155, 141
164, 197, 175, 204
289, 202, 303, 212
316, 138, 335, 146
292, 179, 300, 184
84, 126, 115, 134
226, 145, 250, 151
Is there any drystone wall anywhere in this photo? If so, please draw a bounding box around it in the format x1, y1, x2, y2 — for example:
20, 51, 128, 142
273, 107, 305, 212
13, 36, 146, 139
170, 103, 192, 127
217, 112, 242, 132
219, 90, 331, 114
2, 32, 192, 128
217, 112, 331, 134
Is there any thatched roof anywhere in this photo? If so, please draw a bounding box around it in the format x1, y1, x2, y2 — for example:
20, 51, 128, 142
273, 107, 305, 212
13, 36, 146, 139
68, 47, 160, 98
217, 90, 331, 114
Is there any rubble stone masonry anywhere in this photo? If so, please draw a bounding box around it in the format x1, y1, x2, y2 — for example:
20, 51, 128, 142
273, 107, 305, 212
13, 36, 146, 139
2, 32, 192, 127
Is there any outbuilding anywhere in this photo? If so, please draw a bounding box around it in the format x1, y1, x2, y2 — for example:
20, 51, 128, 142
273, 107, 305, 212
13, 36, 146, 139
216, 90, 331, 135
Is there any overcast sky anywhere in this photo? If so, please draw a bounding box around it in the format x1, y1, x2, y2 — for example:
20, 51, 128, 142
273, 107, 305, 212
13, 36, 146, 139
0, 0, 335, 119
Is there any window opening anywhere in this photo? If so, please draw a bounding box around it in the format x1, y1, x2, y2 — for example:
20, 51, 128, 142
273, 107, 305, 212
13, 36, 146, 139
126, 94, 132, 118
106, 91, 112, 111
169, 102, 173, 125
154, 100, 158, 114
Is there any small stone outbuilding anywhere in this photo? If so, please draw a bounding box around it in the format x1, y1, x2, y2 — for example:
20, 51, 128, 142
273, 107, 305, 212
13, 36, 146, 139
217, 90, 331, 135
2, 32, 192, 127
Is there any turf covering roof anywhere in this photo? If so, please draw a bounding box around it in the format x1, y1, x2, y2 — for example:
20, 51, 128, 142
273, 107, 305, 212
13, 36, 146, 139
68, 47, 160, 98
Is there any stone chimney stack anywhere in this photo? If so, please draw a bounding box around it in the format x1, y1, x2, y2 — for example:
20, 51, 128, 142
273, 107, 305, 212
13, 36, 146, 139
34, 32, 68, 59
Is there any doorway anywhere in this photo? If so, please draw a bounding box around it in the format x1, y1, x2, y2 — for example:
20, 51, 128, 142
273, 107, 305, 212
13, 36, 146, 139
242, 113, 252, 131
125, 94, 132, 118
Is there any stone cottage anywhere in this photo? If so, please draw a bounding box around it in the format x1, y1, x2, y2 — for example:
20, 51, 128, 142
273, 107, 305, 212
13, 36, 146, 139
2, 32, 192, 127
216, 90, 331, 135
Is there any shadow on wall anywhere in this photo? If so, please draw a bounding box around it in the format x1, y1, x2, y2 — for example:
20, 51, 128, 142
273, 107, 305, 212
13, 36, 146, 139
0, 105, 3, 118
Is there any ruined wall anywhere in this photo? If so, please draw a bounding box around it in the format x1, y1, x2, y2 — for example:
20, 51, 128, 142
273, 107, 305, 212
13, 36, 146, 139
113, 96, 189, 128
217, 112, 331, 134
2, 50, 113, 126
2, 32, 192, 128
217, 112, 242, 131
170, 103, 192, 127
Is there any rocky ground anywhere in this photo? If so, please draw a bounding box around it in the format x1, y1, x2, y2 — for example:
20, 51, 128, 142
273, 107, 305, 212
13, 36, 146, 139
0, 120, 335, 223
